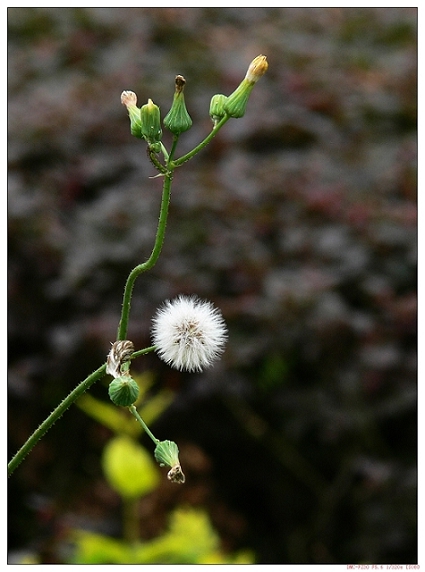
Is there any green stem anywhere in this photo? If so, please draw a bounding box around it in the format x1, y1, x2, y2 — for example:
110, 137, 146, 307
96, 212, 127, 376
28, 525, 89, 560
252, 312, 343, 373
148, 147, 168, 175
8, 363, 107, 477
128, 405, 159, 445
131, 345, 156, 360
8, 109, 230, 478
168, 134, 180, 163
171, 114, 230, 167
117, 173, 173, 341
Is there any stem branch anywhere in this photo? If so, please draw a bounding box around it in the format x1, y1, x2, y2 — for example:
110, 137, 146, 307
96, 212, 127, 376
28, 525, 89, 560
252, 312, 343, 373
172, 114, 230, 167
8, 363, 107, 476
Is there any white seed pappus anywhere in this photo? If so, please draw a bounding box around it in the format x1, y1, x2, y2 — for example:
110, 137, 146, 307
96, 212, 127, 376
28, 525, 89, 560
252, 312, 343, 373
151, 295, 228, 372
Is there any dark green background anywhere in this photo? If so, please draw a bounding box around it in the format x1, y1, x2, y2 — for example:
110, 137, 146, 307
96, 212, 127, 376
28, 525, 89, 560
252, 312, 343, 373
8, 7, 417, 564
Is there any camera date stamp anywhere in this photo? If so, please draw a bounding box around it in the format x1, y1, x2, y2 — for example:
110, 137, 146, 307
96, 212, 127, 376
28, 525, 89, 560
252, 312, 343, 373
346, 566, 419, 570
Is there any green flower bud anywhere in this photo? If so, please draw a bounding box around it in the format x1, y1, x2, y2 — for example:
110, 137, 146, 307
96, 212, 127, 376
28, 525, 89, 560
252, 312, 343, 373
209, 94, 228, 125
223, 81, 254, 119
140, 99, 162, 145
121, 91, 143, 139
154, 439, 185, 484
108, 375, 139, 407
224, 54, 268, 119
163, 75, 192, 136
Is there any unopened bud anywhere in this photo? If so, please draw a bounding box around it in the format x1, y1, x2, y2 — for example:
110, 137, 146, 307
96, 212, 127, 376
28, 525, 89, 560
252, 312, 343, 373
121, 91, 143, 139
224, 54, 268, 119
154, 439, 185, 484
164, 75, 193, 136
209, 94, 228, 125
108, 375, 140, 407
140, 99, 162, 146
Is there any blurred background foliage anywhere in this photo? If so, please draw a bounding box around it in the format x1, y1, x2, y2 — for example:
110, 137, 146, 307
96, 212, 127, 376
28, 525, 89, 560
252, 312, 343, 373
8, 7, 417, 564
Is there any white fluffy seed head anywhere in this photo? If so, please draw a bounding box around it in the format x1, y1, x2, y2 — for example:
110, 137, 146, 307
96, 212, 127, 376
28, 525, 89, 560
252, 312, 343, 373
151, 295, 228, 372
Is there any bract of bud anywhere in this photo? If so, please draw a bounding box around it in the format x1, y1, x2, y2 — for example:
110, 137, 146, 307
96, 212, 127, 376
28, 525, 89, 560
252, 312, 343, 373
121, 91, 143, 139
163, 75, 192, 136
209, 94, 228, 125
140, 99, 162, 145
154, 439, 185, 484
223, 80, 255, 119
108, 375, 140, 407
224, 54, 268, 119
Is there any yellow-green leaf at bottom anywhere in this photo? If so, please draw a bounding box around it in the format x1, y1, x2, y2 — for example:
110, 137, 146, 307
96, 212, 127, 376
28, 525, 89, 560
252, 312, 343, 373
102, 435, 159, 499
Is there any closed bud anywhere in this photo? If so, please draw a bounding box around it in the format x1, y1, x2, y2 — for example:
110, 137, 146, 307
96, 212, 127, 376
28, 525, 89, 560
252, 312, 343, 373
121, 91, 143, 139
108, 375, 140, 407
154, 439, 185, 484
224, 54, 268, 119
224, 82, 254, 119
164, 75, 192, 136
140, 99, 162, 145
209, 94, 228, 125
244, 54, 269, 84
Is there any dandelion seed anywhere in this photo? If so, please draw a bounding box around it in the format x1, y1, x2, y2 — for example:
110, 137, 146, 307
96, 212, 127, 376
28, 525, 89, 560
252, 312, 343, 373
151, 295, 228, 372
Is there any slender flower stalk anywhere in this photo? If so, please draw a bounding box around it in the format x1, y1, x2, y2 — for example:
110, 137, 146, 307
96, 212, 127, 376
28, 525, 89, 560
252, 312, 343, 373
117, 173, 172, 341
8, 363, 107, 476
128, 405, 185, 483
171, 113, 230, 167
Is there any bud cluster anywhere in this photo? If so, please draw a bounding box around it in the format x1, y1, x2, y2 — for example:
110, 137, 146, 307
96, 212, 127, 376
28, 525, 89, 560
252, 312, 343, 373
121, 73, 193, 150
121, 92, 163, 152
121, 55, 268, 150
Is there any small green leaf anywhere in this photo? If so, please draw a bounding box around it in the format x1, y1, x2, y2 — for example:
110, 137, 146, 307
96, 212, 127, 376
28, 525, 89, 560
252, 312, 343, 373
76, 394, 140, 437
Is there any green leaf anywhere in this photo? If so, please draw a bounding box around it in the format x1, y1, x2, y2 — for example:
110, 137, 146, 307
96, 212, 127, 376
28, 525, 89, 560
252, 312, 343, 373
69, 508, 255, 564
102, 436, 160, 499
76, 394, 140, 437
70, 530, 130, 564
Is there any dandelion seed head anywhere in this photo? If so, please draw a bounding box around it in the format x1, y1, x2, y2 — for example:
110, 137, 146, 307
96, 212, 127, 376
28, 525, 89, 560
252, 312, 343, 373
151, 295, 228, 372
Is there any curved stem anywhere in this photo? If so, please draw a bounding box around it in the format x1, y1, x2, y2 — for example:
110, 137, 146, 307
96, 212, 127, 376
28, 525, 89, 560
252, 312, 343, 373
117, 173, 173, 340
8, 108, 230, 477
171, 114, 230, 168
8, 363, 107, 477
147, 147, 168, 175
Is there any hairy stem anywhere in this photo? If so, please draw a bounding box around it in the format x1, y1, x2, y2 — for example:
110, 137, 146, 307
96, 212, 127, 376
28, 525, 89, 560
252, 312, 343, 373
8, 363, 107, 476
128, 405, 159, 445
117, 173, 172, 341
171, 114, 230, 167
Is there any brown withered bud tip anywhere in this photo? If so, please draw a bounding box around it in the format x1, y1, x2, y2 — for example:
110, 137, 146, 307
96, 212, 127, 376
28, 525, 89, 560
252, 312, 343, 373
168, 464, 186, 484
106, 340, 135, 377
175, 75, 186, 93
